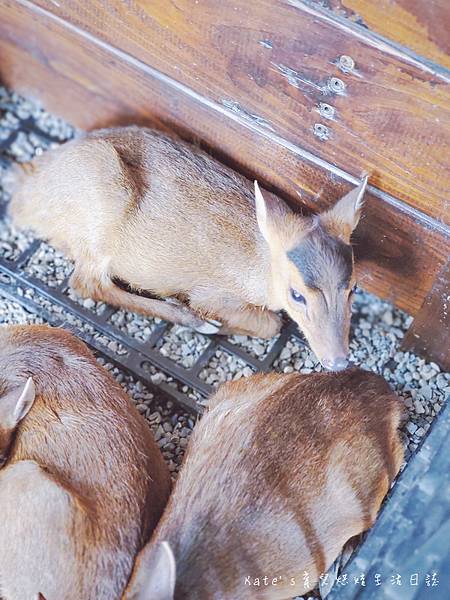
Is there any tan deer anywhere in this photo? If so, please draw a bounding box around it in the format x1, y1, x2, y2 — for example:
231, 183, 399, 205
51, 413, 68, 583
8, 126, 367, 370
123, 368, 404, 600
0, 324, 171, 600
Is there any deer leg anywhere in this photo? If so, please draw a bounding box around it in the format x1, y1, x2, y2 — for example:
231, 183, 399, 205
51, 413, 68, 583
220, 306, 282, 338
189, 293, 282, 338
69, 268, 220, 334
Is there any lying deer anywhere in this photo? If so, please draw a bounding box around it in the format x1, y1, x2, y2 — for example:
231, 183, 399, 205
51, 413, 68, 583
8, 126, 367, 370
124, 368, 404, 600
0, 324, 171, 600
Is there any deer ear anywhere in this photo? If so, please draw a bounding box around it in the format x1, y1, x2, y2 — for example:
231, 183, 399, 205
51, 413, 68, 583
254, 180, 290, 245
321, 176, 368, 241
0, 377, 36, 429
124, 541, 176, 600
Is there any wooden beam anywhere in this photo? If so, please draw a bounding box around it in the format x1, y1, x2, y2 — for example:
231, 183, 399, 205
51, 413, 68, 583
308, 0, 450, 70
402, 260, 450, 371
19, 0, 450, 223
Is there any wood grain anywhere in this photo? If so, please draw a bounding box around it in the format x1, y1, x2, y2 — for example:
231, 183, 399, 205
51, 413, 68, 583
402, 260, 450, 370
22, 0, 450, 225
0, 0, 448, 320
309, 0, 450, 70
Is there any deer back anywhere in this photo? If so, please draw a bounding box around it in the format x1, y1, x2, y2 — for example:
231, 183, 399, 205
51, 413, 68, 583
124, 368, 403, 600
0, 324, 171, 600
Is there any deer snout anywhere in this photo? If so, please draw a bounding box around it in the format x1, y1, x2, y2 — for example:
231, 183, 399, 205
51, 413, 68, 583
321, 356, 348, 371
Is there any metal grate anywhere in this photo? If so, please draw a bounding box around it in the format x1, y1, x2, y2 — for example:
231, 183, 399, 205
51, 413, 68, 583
0, 113, 308, 415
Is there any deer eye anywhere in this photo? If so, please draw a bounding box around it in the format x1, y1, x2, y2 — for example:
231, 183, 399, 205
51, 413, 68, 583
290, 288, 306, 304
349, 283, 357, 298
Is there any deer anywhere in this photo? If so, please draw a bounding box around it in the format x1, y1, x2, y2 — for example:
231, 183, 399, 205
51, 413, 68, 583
0, 324, 171, 600
8, 126, 368, 370
123, 368, 404, 600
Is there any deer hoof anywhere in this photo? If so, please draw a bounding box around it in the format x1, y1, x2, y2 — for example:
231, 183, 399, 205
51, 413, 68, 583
194, 319, 222, 335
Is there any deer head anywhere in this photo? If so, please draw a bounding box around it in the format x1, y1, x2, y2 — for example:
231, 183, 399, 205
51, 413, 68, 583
254, 177, 368, 370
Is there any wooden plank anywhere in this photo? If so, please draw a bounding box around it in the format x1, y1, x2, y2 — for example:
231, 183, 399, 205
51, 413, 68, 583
402, 260, 450, 371
309, 0, 450, 70
0, 0, 448, 319
22, 0, 450, 224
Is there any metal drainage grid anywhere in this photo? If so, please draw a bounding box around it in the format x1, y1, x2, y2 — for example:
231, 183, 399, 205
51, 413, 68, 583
0, 115, 308, 415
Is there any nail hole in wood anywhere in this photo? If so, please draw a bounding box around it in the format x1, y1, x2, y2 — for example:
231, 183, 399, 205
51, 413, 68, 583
318, 102, 335, 120
328, 77, 346, 94
313, 123, 330, 140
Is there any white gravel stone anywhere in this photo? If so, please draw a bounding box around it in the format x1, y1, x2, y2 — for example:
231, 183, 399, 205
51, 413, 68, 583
158, 325, 209, 368
228, 333, 279, 360
109, 309, 160, 342
64, 288, 108, 316
24, 242, 74, 287
406, 422, 417, 435
198, 349, 255, 387
414, 400, 425, 415
0, 217, 34, 261
0, 297, 45, 325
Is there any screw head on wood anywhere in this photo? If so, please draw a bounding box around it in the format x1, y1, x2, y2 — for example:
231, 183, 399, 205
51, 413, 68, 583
313, 123, 330, 140
339, 55, 355, 72
328, 77, 346, 94
318, 102, 335, 120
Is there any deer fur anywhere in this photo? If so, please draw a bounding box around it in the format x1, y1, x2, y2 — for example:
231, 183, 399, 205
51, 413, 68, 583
8, 126, 368, 368
124, 368, 404, 600
0, 325, 171, 600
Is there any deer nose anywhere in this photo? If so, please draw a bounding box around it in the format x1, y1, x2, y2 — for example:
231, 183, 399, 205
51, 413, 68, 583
322, 357, 348, 371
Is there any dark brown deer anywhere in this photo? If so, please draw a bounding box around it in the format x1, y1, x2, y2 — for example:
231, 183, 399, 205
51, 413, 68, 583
0, 325, 171, 600
8, 127, 368, 370
124, 368, 404, 600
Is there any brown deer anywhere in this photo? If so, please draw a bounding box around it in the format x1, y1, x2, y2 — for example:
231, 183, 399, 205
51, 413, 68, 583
123, 368, 404, 600
8, 126, 367, 370
0, 324, 171, 600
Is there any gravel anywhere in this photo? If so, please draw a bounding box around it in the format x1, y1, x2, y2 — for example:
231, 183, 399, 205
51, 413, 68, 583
0, 216, 34, 261
24, 242, 74, 287
0, 296, 45, 325
19, 284, 129, 357
199, 349, 255, 386
109, 309, 161, 341
0, 87, 74, 145
97, 357, 196, 475
66, 286, 108, 316
158, 325, 209, 369
228, 332, 280, 360
274, 337, 320, 374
